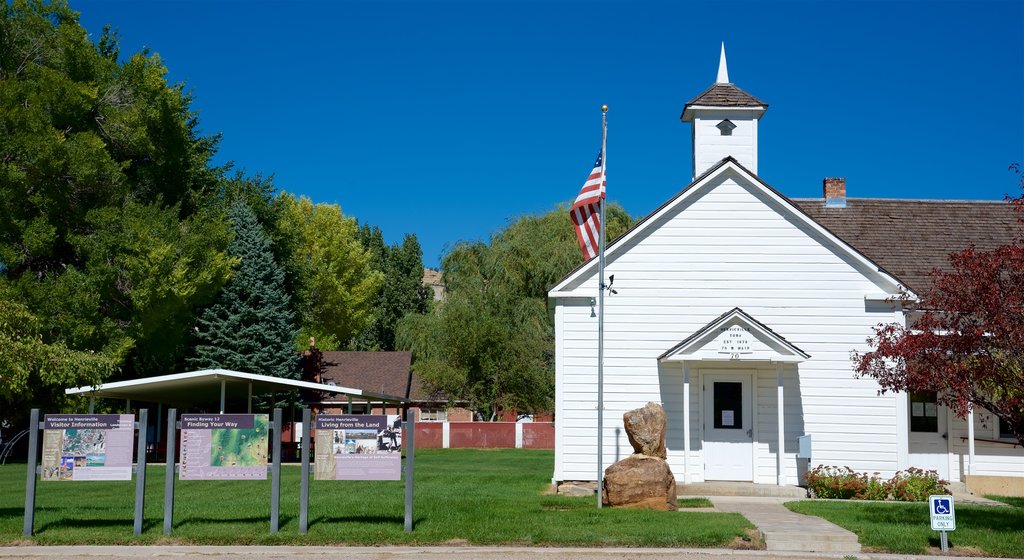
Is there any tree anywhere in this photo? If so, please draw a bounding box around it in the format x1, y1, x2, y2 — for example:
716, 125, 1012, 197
354, 227, 430, 351
0, 283, 119, 422
0, 0, 233, 412
189, 200, 297, 379
276, 194, 382, 350
854, 169, 1024, 445
397, 203, 634, 420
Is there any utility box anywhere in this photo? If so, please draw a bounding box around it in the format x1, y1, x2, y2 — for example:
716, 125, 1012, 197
797, 434, 812, 459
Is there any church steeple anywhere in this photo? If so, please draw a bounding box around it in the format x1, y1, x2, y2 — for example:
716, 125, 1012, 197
681, 44, 768, 179
716, 42, 729, 83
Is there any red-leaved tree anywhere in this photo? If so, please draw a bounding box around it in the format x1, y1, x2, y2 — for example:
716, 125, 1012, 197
854, 165, 1024, 446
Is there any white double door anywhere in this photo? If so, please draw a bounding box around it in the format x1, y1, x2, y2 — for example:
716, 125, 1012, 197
703, 372, 754, 481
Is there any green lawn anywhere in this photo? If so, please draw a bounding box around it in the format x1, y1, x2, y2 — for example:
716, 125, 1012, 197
786, 499, 1024, 557
1, 449, 753, 546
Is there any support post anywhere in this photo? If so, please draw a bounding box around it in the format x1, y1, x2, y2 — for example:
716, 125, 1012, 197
219, 379, 226, 414
89, 396, 95, 414
967, 408, 975, 476
682, 363, 691, 484
299, 408, 311, 534
247, 383, 253, 414
134, 409, 148, 536
404, 409, 415, 532
347, 396, 352, 414
22, 408, 40, 537
270, 408, 282, 533
776, 364, 785, 486
163, 408, 178, 535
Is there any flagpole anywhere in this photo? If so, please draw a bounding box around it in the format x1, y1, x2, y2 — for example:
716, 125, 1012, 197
597, 104, 608, 509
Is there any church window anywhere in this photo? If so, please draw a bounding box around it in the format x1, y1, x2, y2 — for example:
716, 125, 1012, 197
717, 119, 736, 136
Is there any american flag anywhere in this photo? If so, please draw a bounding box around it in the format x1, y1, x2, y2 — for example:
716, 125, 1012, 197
570, 151, 605, 260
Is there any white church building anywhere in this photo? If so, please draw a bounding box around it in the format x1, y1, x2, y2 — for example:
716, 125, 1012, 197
548, 47, 1024, 493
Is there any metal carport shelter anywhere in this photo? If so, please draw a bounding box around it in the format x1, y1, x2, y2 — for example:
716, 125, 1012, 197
65, 368, 408, 413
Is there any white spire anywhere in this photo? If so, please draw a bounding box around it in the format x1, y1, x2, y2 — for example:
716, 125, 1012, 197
716, 42, 729, 83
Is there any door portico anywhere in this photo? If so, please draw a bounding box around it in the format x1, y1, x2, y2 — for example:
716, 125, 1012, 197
660, 308, 809, 486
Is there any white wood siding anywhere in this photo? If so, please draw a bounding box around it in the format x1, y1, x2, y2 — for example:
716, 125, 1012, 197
553, 172, 903, 483
693, 110, 759, 177
947, 410, 1024, 479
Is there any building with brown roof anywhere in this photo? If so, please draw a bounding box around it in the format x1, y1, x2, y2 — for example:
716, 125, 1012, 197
548, 44, 1023, 494
300, 349, 472, 421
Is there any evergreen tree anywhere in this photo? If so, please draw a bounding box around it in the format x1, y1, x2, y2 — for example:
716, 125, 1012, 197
189, 200, 298, 378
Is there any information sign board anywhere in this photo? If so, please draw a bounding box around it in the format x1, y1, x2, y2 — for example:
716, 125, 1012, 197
180, 414, 269, 480
929, 494, 956, 531
41, 414, 134, 481
314, 415, 401, 480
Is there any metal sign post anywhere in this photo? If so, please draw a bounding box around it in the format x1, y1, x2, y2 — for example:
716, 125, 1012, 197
404, 409, 415, 532
22, 409, 40, 537
929, 494, 956, 552
133, 409, 149, 536
299, 407, 311, 534
163, 408, 178, 535
270, 408, 282, 533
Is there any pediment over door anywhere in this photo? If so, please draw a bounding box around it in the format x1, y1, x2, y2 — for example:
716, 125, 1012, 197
658, 307, 810, 364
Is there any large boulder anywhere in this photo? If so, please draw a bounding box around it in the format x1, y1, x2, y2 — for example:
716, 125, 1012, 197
623, 402, 667, 459
602, 454, 677, 510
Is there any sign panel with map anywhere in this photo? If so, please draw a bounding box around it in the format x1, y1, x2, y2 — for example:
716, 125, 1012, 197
179, 414, 269, 480
314, 415, 402, 481
41, 414, 134, 481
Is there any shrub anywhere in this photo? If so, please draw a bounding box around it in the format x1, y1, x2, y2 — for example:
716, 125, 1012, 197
887, 467, 949, 502
858, 473, 889, 501
806, 465, 871, 499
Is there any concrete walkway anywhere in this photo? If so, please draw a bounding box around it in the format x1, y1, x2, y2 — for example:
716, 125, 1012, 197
708, 496, 861, 553
0, 546, 953, 560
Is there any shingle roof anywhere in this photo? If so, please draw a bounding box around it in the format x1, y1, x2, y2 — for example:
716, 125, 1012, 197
683, 83, 766, 110
793, 198, 1020, 294
318, 351, 438, 402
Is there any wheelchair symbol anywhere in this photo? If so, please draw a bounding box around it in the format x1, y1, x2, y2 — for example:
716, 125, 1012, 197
934, 499, 951, 515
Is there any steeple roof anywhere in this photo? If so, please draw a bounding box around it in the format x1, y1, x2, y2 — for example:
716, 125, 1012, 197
680, 83, 767, 121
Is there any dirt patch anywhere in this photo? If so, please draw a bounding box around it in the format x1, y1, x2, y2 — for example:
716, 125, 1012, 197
444, 538, 470, 546
728, 529, 765, 550
926, 545, 988, 557
153, 536, 189, 545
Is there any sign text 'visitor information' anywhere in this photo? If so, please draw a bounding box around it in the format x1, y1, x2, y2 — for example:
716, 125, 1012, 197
41, 414, 134, 481
179, 414, 270, 480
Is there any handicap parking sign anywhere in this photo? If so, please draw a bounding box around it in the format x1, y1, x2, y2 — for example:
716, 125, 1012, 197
929, 495, 956, 531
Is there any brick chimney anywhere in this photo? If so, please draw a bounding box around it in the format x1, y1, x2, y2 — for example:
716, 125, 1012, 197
823, 177, 846, 208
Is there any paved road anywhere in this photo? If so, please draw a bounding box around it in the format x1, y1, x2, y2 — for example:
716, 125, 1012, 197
0, 546, 946, 560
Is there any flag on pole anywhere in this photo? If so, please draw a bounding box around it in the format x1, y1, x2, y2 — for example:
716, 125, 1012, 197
570, 151, 605, 260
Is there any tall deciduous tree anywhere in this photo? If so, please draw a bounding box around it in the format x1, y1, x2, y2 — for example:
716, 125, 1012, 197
276, 194, 382, 350
189, 201, 297, 379
0, 0, 233, 419
397, 203, 633, 420
0, 283, 119, 418
354, 226, 430, 351
854, 170, 1024, 445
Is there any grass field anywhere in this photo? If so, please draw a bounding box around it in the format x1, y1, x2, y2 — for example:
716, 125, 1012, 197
786, 499, 1024, 557
1, 449, 754, 546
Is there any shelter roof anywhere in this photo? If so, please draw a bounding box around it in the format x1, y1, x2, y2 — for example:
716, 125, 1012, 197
65, 368, 407, 407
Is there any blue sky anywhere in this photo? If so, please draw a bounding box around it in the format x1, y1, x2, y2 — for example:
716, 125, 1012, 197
77, 1, 1023, 268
